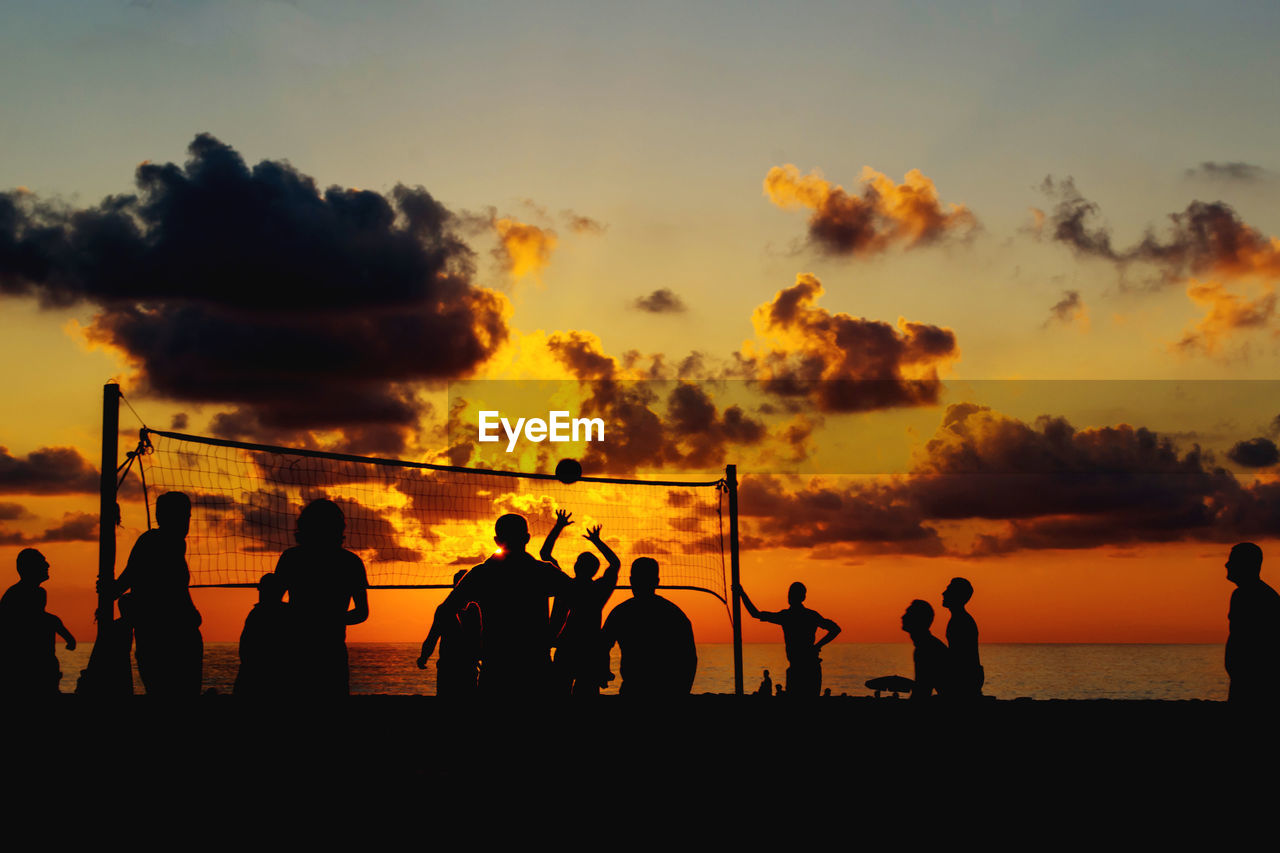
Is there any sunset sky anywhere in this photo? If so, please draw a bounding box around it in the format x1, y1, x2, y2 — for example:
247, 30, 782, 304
3, 1, 1279, 646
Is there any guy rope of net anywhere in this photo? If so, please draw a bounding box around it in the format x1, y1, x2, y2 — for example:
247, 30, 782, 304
126, 429, 731, 603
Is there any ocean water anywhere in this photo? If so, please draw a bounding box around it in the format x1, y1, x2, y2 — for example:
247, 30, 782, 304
53, 642, 1230, 700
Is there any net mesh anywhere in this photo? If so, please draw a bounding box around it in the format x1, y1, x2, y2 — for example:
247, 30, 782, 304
134, 430, 730, 600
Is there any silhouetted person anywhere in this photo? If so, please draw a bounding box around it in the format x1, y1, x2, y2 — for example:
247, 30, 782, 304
1223, 542, 1280, 705
0, 549, 76, 695
756, 669, 773, 696
601, 557, 696, 696
419, 514, 572, 696
233, 572, 290, 697
737, 582, 840, 697
416, 569, 481, 697
104, 491, 203, 696
542, 510, 621, 696
901, 599, 947, 701
942, 577, 983, 698
274, 499, 370, 696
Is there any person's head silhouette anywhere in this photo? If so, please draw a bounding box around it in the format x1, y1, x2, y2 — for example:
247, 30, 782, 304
788, 581, 807, 606
942, 577, 973, 609
257, 571, 285, 605
156, 491, 192, 538
16, 548, 49, 583
573, 552, 601, 580
1226, 542, 1264, 585
630, 557, 659, 598
901, 599, 934, 634
296, 498, 346, 548
493, 513, 530, 555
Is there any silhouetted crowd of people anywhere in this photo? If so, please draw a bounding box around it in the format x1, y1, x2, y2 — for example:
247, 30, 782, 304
2, 488, 1278, 705
415, 509, 696, 697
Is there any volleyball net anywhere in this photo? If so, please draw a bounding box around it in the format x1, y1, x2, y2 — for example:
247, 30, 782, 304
127, 428, 733, 604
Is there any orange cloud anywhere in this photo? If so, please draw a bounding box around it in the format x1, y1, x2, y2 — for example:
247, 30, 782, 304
493, 217, 558, 281
1175, 279, 1277, 355
763, 164, 977, 256
741, 273, 959, 412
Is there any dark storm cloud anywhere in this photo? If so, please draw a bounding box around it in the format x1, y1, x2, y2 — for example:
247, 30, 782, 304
0, 511, 99, 545
37, 512, 99, 542
0, 134, 509, 449
0, 446, 99, 494
738, 475, 945, 556
1226, 437, 1280, 468
741, 403, 1280, 557
907, 404, 1231, 525
633, 288, 687, 314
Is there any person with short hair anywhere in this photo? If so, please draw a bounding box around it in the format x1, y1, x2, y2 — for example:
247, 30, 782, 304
601, 557, 697, 696
1223, 542, 1280, 705
419, 513, 571, 696
105, 491, 203, 695
942, 577, 983, 698
0, 548, 76, 695
233, 572, 290, 697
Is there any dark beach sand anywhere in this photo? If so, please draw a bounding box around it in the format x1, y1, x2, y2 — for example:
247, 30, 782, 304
10, 695, 1268, 840
14, 695, 1251, 776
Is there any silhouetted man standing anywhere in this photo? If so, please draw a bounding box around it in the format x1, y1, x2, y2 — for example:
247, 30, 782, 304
942, 577, 983, 699
602, 558, 696, 696
1224, 542, 1280, 705
419, 514, 571, 696
105, 491, 203, 696
737, 582, 840, 697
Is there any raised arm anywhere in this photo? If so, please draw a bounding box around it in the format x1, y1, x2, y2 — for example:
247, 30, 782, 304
815, 615, 841, 651
584, 525, 621, 589
539, 509, 573, 567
